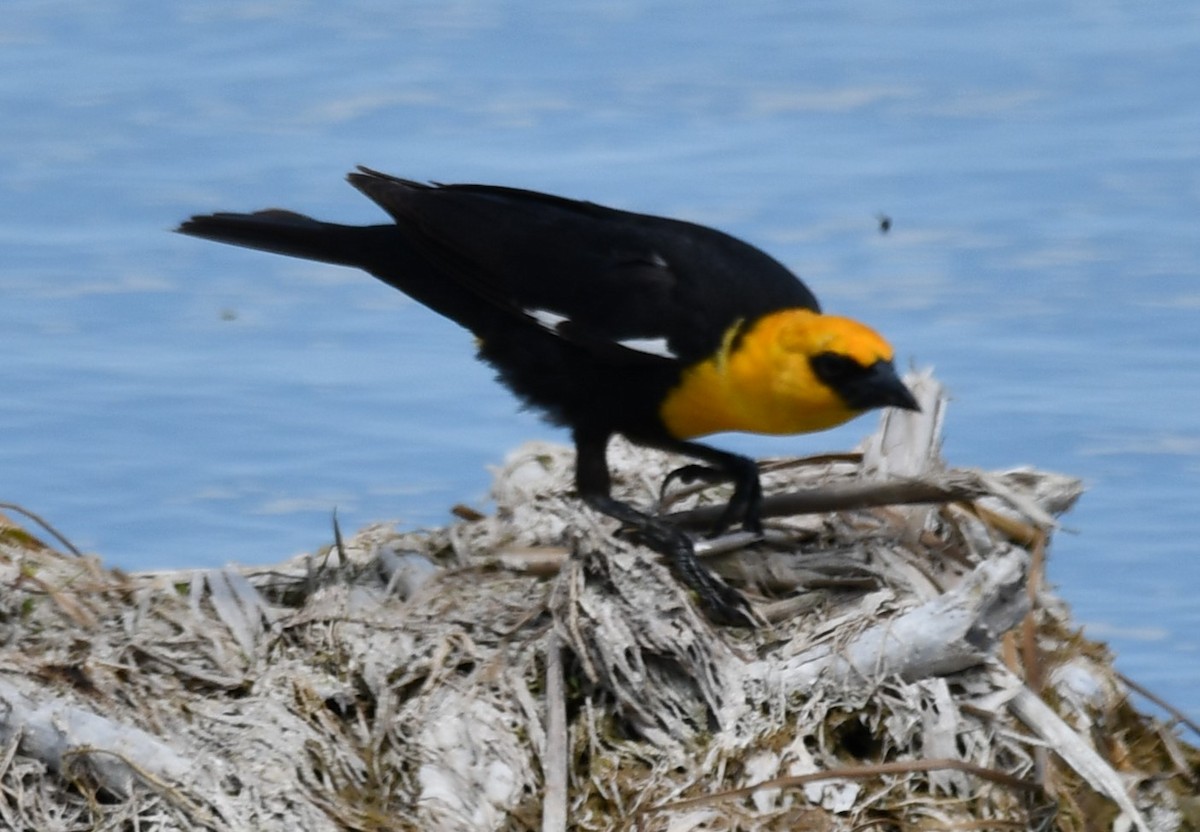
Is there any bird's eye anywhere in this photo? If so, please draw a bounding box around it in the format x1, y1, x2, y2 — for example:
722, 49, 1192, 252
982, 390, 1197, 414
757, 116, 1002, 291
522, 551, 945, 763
809, 352, 866, 385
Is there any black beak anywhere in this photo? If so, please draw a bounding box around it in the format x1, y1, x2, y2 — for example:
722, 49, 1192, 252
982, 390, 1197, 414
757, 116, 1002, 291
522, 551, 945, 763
881, 364, 921, 412
847, 360, 921, 413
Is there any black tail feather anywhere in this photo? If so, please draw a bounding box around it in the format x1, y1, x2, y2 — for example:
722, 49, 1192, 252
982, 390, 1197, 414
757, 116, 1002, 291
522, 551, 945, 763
177, 210, 380, 269
178, 207, 504, 333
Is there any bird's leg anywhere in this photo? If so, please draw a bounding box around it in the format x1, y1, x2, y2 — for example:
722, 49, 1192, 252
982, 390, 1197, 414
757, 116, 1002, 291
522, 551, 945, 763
720, 454, 763, 535
574, 431, 756, 627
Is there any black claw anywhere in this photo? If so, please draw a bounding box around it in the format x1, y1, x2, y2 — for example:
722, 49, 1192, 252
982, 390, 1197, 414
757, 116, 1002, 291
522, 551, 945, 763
688, 568, 759, 628
661, 463, 728, 497
660, 463, 760, 538
662, 461, 724, 487
631, 519, 757, 627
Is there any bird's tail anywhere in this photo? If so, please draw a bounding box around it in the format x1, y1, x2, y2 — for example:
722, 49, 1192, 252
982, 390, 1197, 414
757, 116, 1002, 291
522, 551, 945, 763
177, 210, 383, 269
178, 207, 501, 332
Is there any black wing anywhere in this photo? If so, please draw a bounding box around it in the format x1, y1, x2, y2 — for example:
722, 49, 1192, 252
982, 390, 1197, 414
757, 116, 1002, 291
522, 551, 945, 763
346, 167, 820, 364
180, 168, 821, 366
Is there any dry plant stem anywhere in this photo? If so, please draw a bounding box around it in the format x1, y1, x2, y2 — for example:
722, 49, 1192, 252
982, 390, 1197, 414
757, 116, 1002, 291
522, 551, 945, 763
968, 502, 1044, 548
668, 479, 986, 529
541, 633, 568, 832
646, 756, 1042, 816
1022, 535, 1047, 694
330, 508, 347, 562
1007, 680, 1151, 832
0, 502, 84, 557
1117, 671, 1200, 739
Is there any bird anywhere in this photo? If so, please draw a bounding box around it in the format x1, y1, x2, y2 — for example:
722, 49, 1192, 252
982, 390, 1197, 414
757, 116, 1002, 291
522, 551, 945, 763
178, 167, 919, 626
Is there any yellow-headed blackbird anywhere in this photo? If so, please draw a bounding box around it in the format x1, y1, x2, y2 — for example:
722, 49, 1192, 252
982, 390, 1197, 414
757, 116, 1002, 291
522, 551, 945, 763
179, 167, 918, 625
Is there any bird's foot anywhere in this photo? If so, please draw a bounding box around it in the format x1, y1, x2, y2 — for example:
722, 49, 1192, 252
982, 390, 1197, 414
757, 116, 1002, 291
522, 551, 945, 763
683, 559, 760, 628
622, 519, 758, 628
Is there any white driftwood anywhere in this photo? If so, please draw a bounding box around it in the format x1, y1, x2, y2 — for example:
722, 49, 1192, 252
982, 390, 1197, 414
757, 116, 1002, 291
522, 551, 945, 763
0, 679, 191, 796
753, 545, 1030, 702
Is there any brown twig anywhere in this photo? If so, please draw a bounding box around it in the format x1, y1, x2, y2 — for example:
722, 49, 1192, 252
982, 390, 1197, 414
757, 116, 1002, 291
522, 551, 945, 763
644, 757, 1041, 818
757, 451, 864, 471
1116, 671, 1200, 739
668, 479, 987, 529
0, 501, 85, 557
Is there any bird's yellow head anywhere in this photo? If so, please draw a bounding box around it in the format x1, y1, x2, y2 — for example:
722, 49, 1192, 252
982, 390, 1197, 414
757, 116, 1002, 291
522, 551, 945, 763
660, 308, 918, 439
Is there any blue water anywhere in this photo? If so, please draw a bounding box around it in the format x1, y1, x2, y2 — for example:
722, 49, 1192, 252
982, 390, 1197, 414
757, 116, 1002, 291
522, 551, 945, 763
2, 2, 1198, 717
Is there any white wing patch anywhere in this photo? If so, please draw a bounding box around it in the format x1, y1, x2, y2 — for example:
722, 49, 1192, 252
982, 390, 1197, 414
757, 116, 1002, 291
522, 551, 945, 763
616, 336, 676, 359
525, 307, 677, 360
528, 308, 569, 332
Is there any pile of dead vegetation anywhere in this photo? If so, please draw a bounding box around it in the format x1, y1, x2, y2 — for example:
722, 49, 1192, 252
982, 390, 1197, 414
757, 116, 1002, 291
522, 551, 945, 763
0, 372, 1196, 831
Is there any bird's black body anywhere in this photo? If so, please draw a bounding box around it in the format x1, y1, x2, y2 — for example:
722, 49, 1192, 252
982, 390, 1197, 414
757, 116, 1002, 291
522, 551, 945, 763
190, 174, 817, 442
179, 168, 916, 625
